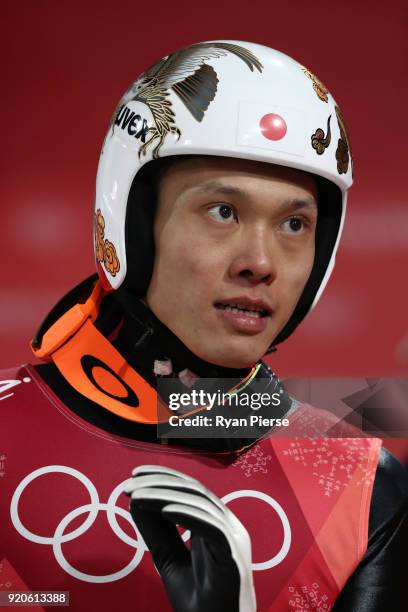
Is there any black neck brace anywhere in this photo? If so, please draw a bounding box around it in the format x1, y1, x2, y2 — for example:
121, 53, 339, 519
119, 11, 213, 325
35, 279, 293, 453
113, 290, 251, 387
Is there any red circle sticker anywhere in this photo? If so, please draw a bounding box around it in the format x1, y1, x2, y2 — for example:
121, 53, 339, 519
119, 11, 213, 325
259, 113, 287, 141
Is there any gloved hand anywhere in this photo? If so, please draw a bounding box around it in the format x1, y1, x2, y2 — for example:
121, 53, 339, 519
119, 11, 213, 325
123, 465, 257, 612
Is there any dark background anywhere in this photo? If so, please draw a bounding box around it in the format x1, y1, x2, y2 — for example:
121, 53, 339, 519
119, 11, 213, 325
2, 0, 408, 377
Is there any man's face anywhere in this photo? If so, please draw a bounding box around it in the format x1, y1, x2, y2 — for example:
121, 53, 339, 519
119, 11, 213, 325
146, 157, 318, 368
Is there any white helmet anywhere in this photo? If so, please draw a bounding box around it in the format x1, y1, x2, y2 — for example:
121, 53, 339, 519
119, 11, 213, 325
94, 40, 352, 344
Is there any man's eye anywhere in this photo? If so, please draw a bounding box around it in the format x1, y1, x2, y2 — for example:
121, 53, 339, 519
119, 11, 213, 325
281, 216, 306, 234
207, 204, 238, 223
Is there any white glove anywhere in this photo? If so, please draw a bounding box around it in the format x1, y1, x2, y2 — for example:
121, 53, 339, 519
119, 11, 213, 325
124, 464, 257, 612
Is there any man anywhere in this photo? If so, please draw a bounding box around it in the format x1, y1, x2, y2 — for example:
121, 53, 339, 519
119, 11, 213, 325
1, 41, 406, 611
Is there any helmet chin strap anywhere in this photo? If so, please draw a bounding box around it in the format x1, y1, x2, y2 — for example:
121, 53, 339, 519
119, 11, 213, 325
31, 276, 259, 425
113, 285, 255, 381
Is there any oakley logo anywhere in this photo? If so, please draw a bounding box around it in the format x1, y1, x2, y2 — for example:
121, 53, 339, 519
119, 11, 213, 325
11, 465, 291, 583
80, 355, 139, 408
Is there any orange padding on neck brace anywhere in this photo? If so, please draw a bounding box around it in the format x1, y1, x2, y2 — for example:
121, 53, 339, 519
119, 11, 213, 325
33, 281, 104, 361
31, 281, 166, 424
50, 318, 163, 423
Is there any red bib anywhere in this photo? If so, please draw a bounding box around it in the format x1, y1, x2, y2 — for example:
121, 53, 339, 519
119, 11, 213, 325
0, 365, 381, 611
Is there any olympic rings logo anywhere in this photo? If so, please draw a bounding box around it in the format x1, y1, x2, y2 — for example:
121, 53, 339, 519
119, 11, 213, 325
10, 465, 291, 583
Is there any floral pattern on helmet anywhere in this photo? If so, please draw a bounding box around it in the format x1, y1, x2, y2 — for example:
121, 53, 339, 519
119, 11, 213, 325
302, 68, 329, 102
94, 209, 120, 276
335, 105, 352, 175
311, 115, 332, 155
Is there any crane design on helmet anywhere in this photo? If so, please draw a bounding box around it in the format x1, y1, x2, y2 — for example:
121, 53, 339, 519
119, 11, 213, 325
113, 42, 263, 159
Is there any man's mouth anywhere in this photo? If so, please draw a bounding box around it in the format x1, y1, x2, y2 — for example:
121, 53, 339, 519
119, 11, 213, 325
215, 303, 269, 319
213, 297, 272, 335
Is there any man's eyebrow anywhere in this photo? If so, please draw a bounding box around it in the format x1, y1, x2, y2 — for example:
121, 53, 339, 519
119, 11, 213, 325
187, 181, 318, 211
188, 181, 245, 198
279, 197, 318, 212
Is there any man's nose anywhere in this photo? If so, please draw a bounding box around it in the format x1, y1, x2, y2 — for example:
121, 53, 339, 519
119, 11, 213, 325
228, 228, 278, 286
